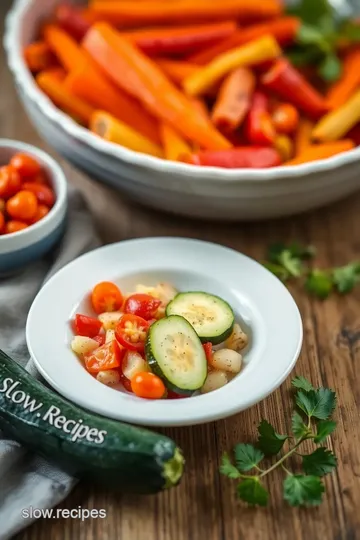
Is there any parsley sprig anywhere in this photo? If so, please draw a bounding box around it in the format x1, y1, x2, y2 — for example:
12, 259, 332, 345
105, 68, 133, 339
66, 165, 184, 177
220, 377, 337, 507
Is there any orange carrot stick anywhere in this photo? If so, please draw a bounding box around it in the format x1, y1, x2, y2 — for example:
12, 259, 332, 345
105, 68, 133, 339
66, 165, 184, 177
91, 111, 163, 157
191, 98, 210, 122
24, 41, 57, 73
156, 60, 200, 85
160, 123, 192, 161
43, 24, 88, 71
211, 68, 255, 132
41, 67, 67, 83
325, 48, 360, 109
64, 66, 160, 144
83, 23, 231, 150
88, 0, 283, 27
36, 71, 94, 124
284, 140, 355, 166
295, 118, 314, 154
189, 17, 300, 65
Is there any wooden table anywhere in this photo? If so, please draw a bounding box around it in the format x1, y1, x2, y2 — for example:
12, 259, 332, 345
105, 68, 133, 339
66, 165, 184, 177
1, 2, 360, 538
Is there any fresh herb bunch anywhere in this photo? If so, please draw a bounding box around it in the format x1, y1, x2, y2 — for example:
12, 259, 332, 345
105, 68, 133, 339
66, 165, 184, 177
220, 377, 337, 507
287, 0, 360, 81
263, 242, 360, 299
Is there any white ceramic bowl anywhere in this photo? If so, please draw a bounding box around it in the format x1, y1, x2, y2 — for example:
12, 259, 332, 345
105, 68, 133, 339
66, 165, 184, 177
5, 0, 360, 221
26, 238, 303, 427
0, 139, 67, 275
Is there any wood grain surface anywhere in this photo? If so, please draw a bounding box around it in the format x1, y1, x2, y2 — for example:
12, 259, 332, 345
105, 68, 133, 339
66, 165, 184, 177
1, 2, 360, 539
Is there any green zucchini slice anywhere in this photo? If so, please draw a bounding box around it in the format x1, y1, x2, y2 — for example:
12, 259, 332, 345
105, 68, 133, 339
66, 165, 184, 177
146, 315, 207, 395
166, 292, 235, 344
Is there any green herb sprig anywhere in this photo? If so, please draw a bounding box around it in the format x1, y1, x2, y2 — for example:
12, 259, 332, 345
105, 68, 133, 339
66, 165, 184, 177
220, 377, 337, 507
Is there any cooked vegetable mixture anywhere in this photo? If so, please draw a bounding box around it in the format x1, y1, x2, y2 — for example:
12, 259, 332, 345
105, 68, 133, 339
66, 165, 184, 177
23, 1, 360, 168
71, 282, 248, 399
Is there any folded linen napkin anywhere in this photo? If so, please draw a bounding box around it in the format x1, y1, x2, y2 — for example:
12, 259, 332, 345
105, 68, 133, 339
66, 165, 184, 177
0, 187, 100, 540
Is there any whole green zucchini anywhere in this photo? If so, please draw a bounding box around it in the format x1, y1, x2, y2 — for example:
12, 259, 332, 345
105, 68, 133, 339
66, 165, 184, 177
0, 349, 184, 494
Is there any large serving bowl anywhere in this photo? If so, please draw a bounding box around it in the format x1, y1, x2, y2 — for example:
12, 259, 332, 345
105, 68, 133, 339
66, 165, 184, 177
4, 0, 360, 221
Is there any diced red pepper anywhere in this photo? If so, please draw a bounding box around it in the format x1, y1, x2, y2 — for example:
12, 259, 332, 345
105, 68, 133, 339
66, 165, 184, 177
74, 314, 102, 338
93, 334, 106, 347
203, 342, 213, 363
182, 147, 281, 168
246, 92, 275, 145
55, 2, 91, 41
84, 340, 123, 373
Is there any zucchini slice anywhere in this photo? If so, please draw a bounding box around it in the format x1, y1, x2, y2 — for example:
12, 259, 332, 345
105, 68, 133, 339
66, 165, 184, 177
166, 292, 235, 345
146, 315, 207, 395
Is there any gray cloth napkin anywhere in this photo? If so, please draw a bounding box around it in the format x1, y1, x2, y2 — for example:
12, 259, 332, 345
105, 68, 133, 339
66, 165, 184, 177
0, 187, 100, 540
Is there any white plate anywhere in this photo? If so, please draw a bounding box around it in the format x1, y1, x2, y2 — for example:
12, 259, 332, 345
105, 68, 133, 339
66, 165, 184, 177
26, 238, 303, 427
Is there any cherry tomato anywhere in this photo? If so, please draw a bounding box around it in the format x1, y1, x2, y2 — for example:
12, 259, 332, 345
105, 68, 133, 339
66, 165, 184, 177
84, 340, 122, 374
74, 313, 102, 338
31, 171, 49, 185
30, 204, 50, 223
6, 190, 38, 221
4, 220, 28, 234
131, 372, 165, 399
120, 373, 133, 393
124, 293, 162, 320
115, 314, 149, 352
0, 166, 22, 199
0, 198, 5, 213
91, 281, 123, 314
272, 104, 299, 135
0, 212, 4, 234
22, 182, 55, 208
93, 334, 105, 347
10, 153, 41, 179
203, 342, 213, 363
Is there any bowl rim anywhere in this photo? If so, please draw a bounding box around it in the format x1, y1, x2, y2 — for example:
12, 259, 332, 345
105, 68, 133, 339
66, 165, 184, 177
0, 139, 67, 253
4, 0, 360, 183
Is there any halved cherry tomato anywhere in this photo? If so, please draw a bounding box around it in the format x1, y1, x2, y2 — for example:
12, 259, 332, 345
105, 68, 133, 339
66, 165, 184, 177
115, 314, 149, 352
131, 372, 165, 399
10, 153, 41, 179
167, 390, 187, 399
0, 212, 5, 234
124, 293, 162, 320
4, 220, 28, 234
6, 190, 38, 221
0, 166, 21, 199
93, 333, 106, 347
30, 204, 50, 223
91, 281, 123, 314
120, 373, 133, 392
84, 340, 122, 373
74, 313, 102, 337
22, 182, 55, 208
203, 342, 213, 363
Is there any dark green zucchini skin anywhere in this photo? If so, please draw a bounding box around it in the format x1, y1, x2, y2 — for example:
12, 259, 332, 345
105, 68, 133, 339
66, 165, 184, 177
0, 349, 184, 494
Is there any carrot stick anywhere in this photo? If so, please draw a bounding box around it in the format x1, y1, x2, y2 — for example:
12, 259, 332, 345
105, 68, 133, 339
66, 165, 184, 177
64, 66, 160, 144
325, 48, 360, 109
191, 98, 210, 122
313, 89, 360, 142
284, 140, 355, 166
189, 17, 300, 65
42, 67, 67, 83
160, 123, 192, 161
24, 41, 57, 73
88, 0, 283, 27
91, 111, 163, 158
295, 118, 314, 154
43, 24, 88, 71
156, 60, 199, 85
183, 34, 281, 97
211, 68, 255, 132
83, 23, 232, 150
36, 71, 94, 124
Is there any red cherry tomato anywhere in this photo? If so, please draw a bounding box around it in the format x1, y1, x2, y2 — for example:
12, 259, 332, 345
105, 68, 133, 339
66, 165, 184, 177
0, 165, 22, 199
84, 340, 122, 373
93, 334, 105, 347
0, 212, 5, 234
124, 293, 161, 320
6, 190, 38, 221
10, 153, 41, 179
30, 204, 50, 223
21, 182, 55, 207
115, 314, 149, 352
203, 342, 213, 363
74, 314, 102, 338
91, 281, 123, 314
4, 220, 28, 234
131, 372, 165, 399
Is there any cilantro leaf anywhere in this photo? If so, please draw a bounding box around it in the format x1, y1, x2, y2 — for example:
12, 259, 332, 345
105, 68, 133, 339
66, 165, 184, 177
279, 250, 303, 278
302, 447, 337, 476
292, 376, 314, 392
263, 261, 289, 282
288, 0, 333, 27
318, 53, 342, 82
338, 21, 360, 42
234, 444, 264, 472
295, 388, 337, 420
291, 411, 310, 440
314, 420, 337, 443
297, 23, 332, 54
237, 478, 269, 506
257, 420, 288, 456
283, 475, 324, 506
306, 269, 334, 299
332, 262, 360, 294
219, 453, 241, 479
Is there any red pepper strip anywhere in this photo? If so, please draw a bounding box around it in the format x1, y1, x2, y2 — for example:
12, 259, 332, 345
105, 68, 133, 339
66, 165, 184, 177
246, 92, 275, 145
55, 3, 91, 41
203, 342, 213, 363
261, 58, 328, 120
181, 147, 281, 168
121, 21, 237, 56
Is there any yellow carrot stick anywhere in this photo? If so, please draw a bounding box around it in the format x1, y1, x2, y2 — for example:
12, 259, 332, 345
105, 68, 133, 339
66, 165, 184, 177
183, 35, 281, 97
312, 89, 360, 142
160, 123, 192, 161
91, 111, 163, 157
274, 135, 293, 162
284, 140, 355, 166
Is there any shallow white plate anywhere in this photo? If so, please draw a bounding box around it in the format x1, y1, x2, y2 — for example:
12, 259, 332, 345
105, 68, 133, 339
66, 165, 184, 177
26, 238, 303, 426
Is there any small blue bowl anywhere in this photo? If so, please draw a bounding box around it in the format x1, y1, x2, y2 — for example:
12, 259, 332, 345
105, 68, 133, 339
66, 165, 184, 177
0, 140, 67, 275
